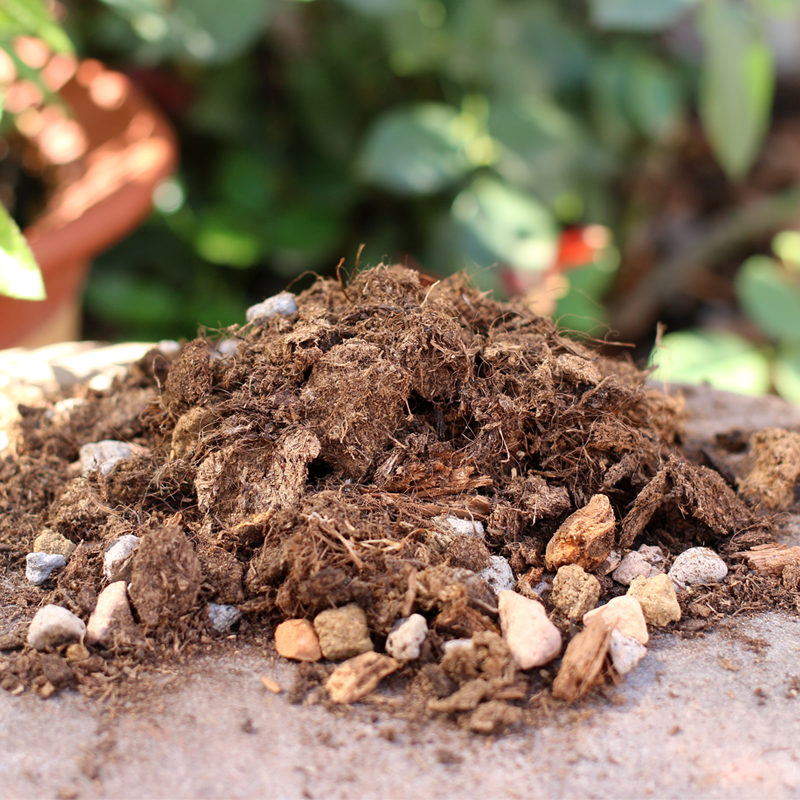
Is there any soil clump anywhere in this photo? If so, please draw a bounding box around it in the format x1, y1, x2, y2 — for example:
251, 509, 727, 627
0, 264, 796, 731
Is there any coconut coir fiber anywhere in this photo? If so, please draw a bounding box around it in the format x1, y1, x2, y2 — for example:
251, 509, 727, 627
0, 265, 790, 728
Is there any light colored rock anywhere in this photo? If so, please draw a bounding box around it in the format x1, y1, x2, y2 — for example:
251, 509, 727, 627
609, 628, 648, 675
583, 595, 649, 645
207, 603, 242, 633
545, 494, 616, 572
612, 551, 652, 586
479, 555, 515, 593
598, 549, 622, 576
497, 590, 562, 669
638, 544, 665, 565
158, 339, 181, 356
385, 614, 428, 661
445, 517, 485, 538
550, 564, 601, 623
87, 581, 135, 646
313, 603, 374, 661
246, 292, 298, 322
25, 552, 66, 585
668, 547, 728, 588
325, 652, 400, 704
79, 440, 135, 476
32, 529, 76, 559
627, 574, 682, 626
275, 619, 322, 662
103, 534, 141, 582
27, 605, 86, 651
441, 638, 475, 655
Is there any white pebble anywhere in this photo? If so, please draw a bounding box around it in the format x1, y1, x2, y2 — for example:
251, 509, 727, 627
479, 555, 515, 593
609, 628, 648, 676
385, 614, 428, 661
26, 552, 66, 585
441, 638, 475, 655
207, 603, 242, 632
87, 581, 133, 646
668, 547, 728, 589
103, 535, 141, 581
612, 552, 652, 586
158, 339, 181, 356
246, 293, 298, 323
27, 605, 86, 651
498, 590, 562, 669
79, 440, 135, 476
445, 517, 485, 538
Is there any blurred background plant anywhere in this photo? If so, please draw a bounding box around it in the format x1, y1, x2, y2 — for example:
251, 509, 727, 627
0, 0, 74, 301
6, 0, 800, 403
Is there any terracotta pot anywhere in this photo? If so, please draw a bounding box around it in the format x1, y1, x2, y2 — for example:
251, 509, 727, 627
0, 58, 178, 349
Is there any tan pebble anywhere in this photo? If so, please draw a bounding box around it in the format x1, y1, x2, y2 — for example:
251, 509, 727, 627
550, 564, 601, 623
65, 643, 90, 662
274, 619, 322, 662
260, 675, 283, 694
325, 652, 400, 704
33, 529, 76, 559
497, 590, 562, 669
583, 595, 649, 645
627, 574, 681, 626
313, 604, 373, 661
545, 494, 615, 572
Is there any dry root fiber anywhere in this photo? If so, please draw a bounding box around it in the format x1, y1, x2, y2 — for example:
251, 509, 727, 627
0, 264, 790, 725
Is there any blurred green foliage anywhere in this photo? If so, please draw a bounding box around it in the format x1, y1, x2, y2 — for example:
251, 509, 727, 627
58, 0, 798, 344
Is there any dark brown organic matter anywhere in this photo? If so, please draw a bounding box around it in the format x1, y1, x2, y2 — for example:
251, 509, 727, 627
0, 264, 795, 729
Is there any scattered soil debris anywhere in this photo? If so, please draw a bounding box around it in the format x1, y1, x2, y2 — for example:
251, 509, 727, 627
1, 264, 797, 730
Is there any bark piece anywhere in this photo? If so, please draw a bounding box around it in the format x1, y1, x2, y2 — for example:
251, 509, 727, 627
739, 543, 800, 577
552, 618, 613, 703
325, 652, 400, 704
545, 494, 615, 572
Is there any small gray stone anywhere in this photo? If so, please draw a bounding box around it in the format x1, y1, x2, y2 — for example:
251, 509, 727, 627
479, 555, 515, 593
79, 440, 135, 476
26, 552, 66, 585
207, 603, 242, 633
638, 544, 665, 565
246, 293, 298, 323
313, 603, 374, 661
27, 604, 86, 651
668, 547, 728, 588
612, 551, 652, 586
385, 614, 428, 661
103, 535, 141, 582
445, 517, 485, 538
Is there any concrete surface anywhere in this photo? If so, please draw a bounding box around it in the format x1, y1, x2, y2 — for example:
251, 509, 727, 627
3, 346, 800, 800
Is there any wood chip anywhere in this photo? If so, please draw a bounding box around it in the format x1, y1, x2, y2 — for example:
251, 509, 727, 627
260, 675, 283, 694
325, 652, 400, 704
739, 543, 800, 577
552, 619, 613, 703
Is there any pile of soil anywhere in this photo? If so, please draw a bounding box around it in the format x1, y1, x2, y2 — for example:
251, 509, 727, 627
0, 265, 793, 730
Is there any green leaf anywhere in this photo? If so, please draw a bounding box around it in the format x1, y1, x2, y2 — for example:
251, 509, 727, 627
0, 206, 45, 300
698, 0, 774, 180
589, 0, 697, 31
774, 343, 800, 404
735, 255, 800, 342
357, 104, 472, 195
452, 175, 557, 272
0, 0, 74, 53
174, 0, 273, 63
648, 329, 770, 395
626, 55, 685, 140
